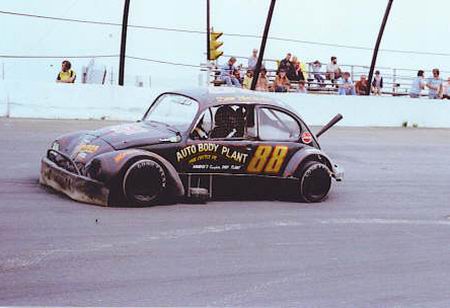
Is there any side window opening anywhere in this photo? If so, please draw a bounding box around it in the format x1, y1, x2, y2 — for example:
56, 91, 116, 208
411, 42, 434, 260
258, 108, 301, 141
191, 104, 256, 140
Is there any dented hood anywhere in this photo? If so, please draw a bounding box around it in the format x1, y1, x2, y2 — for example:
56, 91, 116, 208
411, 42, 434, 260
92, 122, 178, 150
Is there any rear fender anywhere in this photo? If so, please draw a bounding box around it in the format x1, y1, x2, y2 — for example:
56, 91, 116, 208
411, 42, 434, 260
283, 148, 334, 178
86, 149, 184, 197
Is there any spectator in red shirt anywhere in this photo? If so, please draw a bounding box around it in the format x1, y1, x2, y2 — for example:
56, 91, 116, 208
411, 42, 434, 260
355, 75, 369, 95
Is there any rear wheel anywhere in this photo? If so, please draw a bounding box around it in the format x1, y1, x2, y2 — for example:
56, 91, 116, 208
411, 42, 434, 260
298, 160, 331, 202
122, 159, 166, 206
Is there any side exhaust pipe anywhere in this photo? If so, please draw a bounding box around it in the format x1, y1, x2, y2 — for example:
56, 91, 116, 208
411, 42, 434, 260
316, 114, 343, 138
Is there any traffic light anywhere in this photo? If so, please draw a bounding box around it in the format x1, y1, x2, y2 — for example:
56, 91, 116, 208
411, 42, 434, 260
209, 31, 223, 60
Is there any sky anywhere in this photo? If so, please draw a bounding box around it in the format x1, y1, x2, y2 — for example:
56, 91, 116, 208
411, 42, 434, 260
0, 0, 449, 87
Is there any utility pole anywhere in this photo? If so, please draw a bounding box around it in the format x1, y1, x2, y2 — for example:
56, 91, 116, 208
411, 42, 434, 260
206, 0, 211, 61
366, 0, 394, 95
119, 0, 131, 86
250, 0, 276, 91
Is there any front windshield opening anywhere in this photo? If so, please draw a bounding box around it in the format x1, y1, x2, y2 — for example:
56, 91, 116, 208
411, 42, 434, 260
144, 94, 199, 131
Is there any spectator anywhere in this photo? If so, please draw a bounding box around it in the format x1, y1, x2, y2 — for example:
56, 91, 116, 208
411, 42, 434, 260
233, 65, 243, 84
326, 56, 341, 82
247, 48, 258, 70
355, 75, 369, 95
278, 53, 293, 74
311, 60, 325, 86
298, 80, 308, 94
409, 70, 426, 98
255, 68, 270, 92
242, 70, 253, 90
288, 56, 305, 81
427, 68, 443, 99
220, 57, 241, 87
273, 69, 291, 92
371, 70, 383, 95
338, 72, 356, 96
56, 60, 76, 83
442, 77, 450, 100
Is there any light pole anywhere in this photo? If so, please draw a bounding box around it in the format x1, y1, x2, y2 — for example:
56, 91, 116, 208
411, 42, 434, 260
366, 0, 394, 95
250, 0, 276, 91
206, 0, 210, 61
118, 0, 131, 86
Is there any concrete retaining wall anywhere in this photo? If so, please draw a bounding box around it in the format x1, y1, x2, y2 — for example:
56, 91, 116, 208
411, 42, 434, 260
1, 81, 449, 127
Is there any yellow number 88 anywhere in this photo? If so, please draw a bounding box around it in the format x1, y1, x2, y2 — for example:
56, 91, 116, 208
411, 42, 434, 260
247, 145, 288, 174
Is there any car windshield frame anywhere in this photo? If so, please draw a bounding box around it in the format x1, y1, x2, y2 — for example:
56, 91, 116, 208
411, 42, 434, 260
142, 93, 199, 132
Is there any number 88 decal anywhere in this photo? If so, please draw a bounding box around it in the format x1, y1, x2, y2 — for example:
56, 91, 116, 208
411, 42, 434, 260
247, 145, 288, 174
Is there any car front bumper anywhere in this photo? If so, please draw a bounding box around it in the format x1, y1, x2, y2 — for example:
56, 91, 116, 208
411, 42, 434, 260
332, 163, 344, 181
40, 156, 110, 206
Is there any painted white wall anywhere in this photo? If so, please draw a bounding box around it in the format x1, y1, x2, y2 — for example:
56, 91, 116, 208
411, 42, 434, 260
1, 81, 449, 128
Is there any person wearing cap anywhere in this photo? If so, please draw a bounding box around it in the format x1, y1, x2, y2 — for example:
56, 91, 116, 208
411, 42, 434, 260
273, 69, 291, 92
371, 70, 383, 95
56, 60, 76, 83
247, 48, 258, 70
220, 57, 241, 87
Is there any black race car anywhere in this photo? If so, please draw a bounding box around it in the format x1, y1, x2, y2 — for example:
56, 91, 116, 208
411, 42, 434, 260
40, 88, 343, 206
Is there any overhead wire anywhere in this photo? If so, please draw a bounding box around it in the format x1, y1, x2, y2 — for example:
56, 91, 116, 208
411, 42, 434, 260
0, 54, 119, 59
1, 10, 449, 57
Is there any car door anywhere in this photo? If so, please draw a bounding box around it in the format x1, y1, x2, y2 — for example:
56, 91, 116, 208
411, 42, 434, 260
246, 106, 304, 177
179, 104, 256, 174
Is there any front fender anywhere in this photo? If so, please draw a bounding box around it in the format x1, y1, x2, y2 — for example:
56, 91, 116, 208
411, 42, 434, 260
283, 148, 343, 180
86, 149, 185, 197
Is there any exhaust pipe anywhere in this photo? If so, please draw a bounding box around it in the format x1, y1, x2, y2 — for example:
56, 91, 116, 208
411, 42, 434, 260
316, 114, 343, 138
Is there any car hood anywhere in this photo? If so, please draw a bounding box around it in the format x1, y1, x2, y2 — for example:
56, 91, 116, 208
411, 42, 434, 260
92, 122, 180, 150
54, 122, 181, 164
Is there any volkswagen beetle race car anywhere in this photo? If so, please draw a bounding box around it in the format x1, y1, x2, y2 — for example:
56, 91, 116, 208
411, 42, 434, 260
40, 88, 343, 206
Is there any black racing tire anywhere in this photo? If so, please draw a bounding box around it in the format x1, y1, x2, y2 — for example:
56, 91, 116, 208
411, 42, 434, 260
122, 159, 167, 206
298, 160, 332, 203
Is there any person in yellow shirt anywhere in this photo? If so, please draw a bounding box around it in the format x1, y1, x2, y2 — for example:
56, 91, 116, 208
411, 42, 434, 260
242, 70, 253, 89
56, 60, 76, 83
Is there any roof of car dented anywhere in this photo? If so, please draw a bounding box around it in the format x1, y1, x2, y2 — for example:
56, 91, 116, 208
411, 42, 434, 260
167, 87, 291, 109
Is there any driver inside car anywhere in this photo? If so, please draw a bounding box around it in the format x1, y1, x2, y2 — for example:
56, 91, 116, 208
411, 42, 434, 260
210, 106, 238, 139
191, 116, 209, 140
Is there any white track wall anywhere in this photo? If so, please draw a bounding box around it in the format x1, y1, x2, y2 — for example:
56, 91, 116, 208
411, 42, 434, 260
1, 81, 449, 128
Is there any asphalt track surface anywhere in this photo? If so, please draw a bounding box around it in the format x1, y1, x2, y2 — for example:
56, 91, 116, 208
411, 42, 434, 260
1, 118, 450, 307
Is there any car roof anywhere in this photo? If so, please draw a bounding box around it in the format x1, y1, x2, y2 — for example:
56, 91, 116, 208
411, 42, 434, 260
165, 87, 292, 110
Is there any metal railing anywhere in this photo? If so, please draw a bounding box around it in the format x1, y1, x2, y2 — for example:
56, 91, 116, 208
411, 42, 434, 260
205, 54, 449, 96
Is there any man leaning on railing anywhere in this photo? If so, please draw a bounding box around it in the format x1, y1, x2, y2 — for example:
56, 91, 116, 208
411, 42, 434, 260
220, 57, 241, 87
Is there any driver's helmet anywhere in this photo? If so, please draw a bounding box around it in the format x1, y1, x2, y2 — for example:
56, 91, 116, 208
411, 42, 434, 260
214, 105, 236, 129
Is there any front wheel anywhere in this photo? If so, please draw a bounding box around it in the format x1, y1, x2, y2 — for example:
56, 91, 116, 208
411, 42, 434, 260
298, 160, 332, 202
122, 159, 167, 206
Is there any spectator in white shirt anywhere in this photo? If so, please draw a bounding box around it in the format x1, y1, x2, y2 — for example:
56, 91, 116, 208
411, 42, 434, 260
409, 70, 426, 98
338, 72, 356, 95
247, 48, 258, 70
326, 56, 342, 82
427, 68, 443, 99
